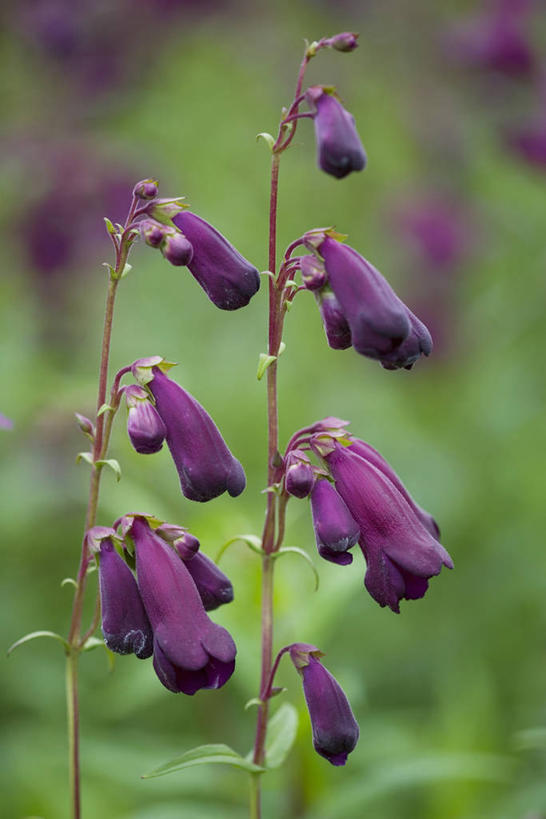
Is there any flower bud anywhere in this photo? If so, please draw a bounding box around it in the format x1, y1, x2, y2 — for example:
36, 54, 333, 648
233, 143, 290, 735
160, 231, 194, 267
140, 219, 166, 248
184, 551, 234, 611
288, 643, 359, 766
314, 288, 352, 350
156, 524, 201, 560
173, 211, 260, 310
133, 179, 159, 200
284, 449, 315, 499
327, 32, 359, 52
306, 87, 366, 180
125, 384, 166, 455
310, 478, 360, 564
75, 412, 95, 439
300, 255, 327, 291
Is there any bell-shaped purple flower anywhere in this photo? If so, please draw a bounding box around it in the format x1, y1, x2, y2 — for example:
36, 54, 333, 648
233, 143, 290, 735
320, 441, 453, 613
125, 384, 166, 455
98, 536, 153, 659
310, 478, 360, 565
141, 365, 245, 502
314, 288, 352, 350
131, 517, 236, 694
306, 86, 366, 179
184, 552, 234, 611
288, 643, 359, 766
284, 449, 316, 499
172, 211, 260, 310
317, 236, 432, 369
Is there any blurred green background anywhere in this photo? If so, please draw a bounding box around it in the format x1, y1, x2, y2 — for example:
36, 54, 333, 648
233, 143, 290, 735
2, 1, 546, 817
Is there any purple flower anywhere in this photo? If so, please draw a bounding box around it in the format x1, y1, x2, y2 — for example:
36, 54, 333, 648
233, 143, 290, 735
310, 479, 360, 565
288, 643, 359, 766
300, 255, 327, 290
316, 236, 432, 369
131, 517, 236, 695
314, 288, 352, 351
284, 449, 316, 499
160, 231, 194, 267
156, 524, 201, 561
505, 113, 546, 169
317, 441, 453, 613
326, 32, 359, 53
0, 412, 13, 430
137, 363, 245, 502
97, 534, 153, 659
306, 86, 366, 179
184, 552, 234, 612
172, 211, 260, 310
125, 385, 166, 454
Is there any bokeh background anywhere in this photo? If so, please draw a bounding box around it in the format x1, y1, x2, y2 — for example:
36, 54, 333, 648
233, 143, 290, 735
2, 0, 546, 817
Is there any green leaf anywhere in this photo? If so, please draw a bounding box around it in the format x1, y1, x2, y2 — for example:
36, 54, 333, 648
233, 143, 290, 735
142, 744, 265, 779
244, 698, 264, 711
76, 451, 94, 466
216, 534, 263, 563
104, 217, 117, 235
119, 262, 132, 279
61, 577, 77, 589
97, 458, 121, 482
274, 547, 319, 591
97, 403, 113, 416
256, 132, 276, 151
264, 704, 299, 769
257, 353, 277, 381
81, 636, 105, 652
7, 630, 69, 656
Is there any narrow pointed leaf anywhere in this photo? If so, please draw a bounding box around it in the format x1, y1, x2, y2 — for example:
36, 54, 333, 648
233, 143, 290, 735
81, 637, 105, 652
274, 546, 319, 590
264, 703, 299, 768
7, 630, 69, 656
257, 353, 277, 381
216, 534, 264, 563
97, 458, 122, 482
142, 744, 265, 779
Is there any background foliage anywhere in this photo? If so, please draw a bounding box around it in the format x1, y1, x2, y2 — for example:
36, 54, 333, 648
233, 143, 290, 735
1, 1, 545, 817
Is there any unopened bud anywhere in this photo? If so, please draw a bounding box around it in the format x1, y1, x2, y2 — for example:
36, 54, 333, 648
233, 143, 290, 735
125, 384, 166, 454
75, 412, 95, 439
328, 32, 359, 53
140, 219, 166, 248
300, 255, 327, 291
285, 449, 316, 499
133, 179, 159, 200
161, 231, 194, 266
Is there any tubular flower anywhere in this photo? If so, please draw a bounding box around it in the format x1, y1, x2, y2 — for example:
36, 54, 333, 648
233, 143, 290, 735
125, 384, 166, 454
310, 478, 360, 565
173, 211, 260, 310
97, 533, 153, 659
314, 288, 352, 350
184, 552, 234, 612
134, 362, 246, 503
306, 86, 366, 179
131, 517, 237, 695
316, 235, 432, 369
288, 643, 359, 766
313, 438, 453, 612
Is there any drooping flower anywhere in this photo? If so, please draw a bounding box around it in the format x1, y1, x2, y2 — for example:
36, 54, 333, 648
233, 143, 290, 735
314, 288, 352, 350
288, 643, 359, 766
284, 449, 316, 499
305, 86, 366, 179
184, 552, 234, 611
172, 211, 260, 310
132, 360, 246, 503
315, 440, 453, 613
96, 529, 153, 659
125, 384, 166, 455
310, 478, 360, 565
130, 517, 236, 695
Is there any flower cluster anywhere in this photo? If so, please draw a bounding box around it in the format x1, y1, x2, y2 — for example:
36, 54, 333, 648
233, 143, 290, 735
133, 180, 260, 310
94, 515, 236, 695
281, 418, 452, 613
297, 230, 432, 370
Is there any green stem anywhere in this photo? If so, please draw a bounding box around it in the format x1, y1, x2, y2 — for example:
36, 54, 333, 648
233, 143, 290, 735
249, 772, 261, 819
65, 651, 80, 819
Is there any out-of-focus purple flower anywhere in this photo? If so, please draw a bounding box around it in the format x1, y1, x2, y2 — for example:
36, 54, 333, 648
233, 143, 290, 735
285, 449, 316, 499
133, 361, 245, 502
347, 438, 440, 538
314, 289, 353, 350
445, 0, 536, 78
97, 532, 153, 659
172, 211, 260, 310
184, 552, 234, 611
305, 87, 366, 179
160, 231, 194, 267
315, 235, 432, 369
505, 114, 546, 168
313, 439, 453, 613
130, 517, 236, 694
310, 479, 360, 565
125, 384, 166, 455
288, 643, 359, 766
325, 32, 359, 53
0, 413, 13, 430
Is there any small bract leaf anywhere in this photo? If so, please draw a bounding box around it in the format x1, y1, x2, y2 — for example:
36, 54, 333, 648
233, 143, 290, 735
256, 132, 276, 151
104, 217, 117, 235
76, 451, 94, 466
257, 353, 277, 381
7, 630, 69, 656
81, 636, 105, 652
119, 262, 132, 279
97, 403, 113, 417
61, 577, 78, 589
274, 547, 319, 591
264, 703, 299, 769
142, 744, 265, 779
216, 534, 264, 563
97, 459, 121, 482
244, 698, 264, 711
278, 342, 286, 356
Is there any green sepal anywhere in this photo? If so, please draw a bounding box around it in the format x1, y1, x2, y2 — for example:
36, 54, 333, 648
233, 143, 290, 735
7, 630, 69, 656
96, 459, 122, 482
264, 704, 299, 769
76, 451, 93, 466
133, 356, 177, 386
257, 353, 277, 381
256, 132, 276, 151
142, 744, 266, 779
118, 262, 132, 279
104, 217, 117, 235
273, 546, 319, 591
216, 534, 264, 563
